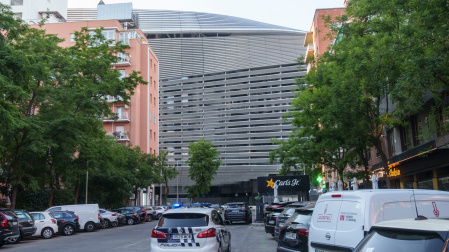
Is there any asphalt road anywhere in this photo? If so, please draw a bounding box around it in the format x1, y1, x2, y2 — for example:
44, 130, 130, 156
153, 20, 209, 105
1, 220, 277, 252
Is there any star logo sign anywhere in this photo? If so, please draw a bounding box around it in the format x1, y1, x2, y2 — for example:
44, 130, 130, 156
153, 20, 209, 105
266, 178, 275, 188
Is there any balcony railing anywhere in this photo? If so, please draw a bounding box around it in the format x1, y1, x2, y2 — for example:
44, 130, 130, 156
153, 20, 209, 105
104, 95, 124, 103
107, 131, 130, 141
103, 112, 130, 122
114, 53, 131, 66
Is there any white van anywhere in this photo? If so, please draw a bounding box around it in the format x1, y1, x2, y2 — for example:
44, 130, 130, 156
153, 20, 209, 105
308, 189, 449, 252
45, 204, 101, 232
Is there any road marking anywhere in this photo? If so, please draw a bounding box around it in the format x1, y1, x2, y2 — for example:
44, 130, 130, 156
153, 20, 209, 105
113, 239, 149, 250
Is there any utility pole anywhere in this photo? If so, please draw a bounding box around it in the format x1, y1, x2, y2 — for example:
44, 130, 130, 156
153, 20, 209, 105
176, 160, 179, 204
85, 170, 88, 204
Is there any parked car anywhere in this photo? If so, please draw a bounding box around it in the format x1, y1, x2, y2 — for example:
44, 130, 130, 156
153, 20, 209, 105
48, 211, 80, 236
224, 202, 252, 224
45, 204, 101, 232
264, 202, 294, 220
354, 218, 449, 252
150, 208, 231, 252
264, 208, 284, 236
114, 208, 140, 225
99, 209, 119, 228
8, 209, 37, 243
0, 210, 20, 247
308, 189, 449, 252
117, 206, 148, 222
277, 205, 314, 252
275, 202, 315, 241
143, 206, 157, 221
29, 212, 59, 239
154, 206, 166, 219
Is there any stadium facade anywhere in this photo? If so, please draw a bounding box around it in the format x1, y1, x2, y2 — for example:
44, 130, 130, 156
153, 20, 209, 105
68, 3, 307, 203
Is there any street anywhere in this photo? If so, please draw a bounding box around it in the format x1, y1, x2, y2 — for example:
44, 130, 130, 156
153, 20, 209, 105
0, 220, 277, 251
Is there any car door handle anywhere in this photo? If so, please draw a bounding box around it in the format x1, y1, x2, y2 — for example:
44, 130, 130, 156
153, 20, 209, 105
39, 221, 44, 222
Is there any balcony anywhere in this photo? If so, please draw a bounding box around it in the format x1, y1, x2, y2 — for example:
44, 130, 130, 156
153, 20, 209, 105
114, 53, 131, 66
104, 95, 124, 103
304, 43, 315, 63
107, 131, 130, 141
103, 112, 130, 122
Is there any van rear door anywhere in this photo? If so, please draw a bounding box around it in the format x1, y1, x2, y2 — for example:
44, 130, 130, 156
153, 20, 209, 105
333, 200, 364, 251
309, 196, 342, 252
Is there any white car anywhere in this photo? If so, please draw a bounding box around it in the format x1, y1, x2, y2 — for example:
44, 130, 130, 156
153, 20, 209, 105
30, 212, 58, 239
150, 208, 231, 252
154, 206, 166, 219
99, 209, 119, 228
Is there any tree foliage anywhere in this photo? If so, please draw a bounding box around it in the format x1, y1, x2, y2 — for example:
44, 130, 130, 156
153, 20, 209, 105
0, 4, 158, 209
271, 0, 449, 186
185, 139, 221, 199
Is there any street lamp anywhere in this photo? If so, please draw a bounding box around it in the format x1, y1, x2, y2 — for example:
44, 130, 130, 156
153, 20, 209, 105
176, 160, 179, 204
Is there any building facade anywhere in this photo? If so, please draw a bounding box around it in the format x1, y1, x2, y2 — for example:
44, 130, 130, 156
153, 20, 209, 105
36, 19, 159, 205
0, 0, 67, 23
68, 4, 307, 203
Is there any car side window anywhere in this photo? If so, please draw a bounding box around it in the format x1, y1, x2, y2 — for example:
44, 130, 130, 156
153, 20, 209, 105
31, 213, 40, 220
99, 210, 105, 214
48, 207, 61, 211
39, 214, 45, 220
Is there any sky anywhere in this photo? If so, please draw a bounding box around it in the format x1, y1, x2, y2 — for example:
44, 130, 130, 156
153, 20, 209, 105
67, 0, 345, 31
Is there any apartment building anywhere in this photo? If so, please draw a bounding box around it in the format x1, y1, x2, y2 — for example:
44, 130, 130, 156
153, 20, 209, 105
36, 19, 159, 204
0, 0, 67, 24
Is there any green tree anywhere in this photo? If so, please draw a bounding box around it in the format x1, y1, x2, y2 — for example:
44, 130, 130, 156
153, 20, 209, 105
0, 4, 146, 208
185, 139, 222, 199
156, 151, 178, 203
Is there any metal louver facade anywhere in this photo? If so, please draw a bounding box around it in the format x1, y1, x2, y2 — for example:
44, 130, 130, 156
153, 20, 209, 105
68, 8, 306, 189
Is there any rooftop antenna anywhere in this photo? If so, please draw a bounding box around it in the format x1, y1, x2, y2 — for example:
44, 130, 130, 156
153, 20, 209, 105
412, 190, 426, 220
98, 0, 105, 5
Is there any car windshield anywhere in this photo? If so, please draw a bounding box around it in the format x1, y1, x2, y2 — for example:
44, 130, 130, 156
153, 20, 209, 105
12, 211, 27, 220
158, 213, 209, 227
228, 204, 244, 208
354, 229, 446, 252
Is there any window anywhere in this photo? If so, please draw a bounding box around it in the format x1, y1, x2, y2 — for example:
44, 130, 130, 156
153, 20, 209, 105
14, 13, 22, 18
154, 80, 156, 90
117, 107, 124, 119
376, 147, 381, 157
387, 129, 396, 157
411, 115, 422, 146
118, 70, 126, 80
399, 124, 412, 151
154, 97, 156, 106
11, 0, 23, 6
150, 130, 152, 139
367, 149, 371, 161
154, 132, 156, 140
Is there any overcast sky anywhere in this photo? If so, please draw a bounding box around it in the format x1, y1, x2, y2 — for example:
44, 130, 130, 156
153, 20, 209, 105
67, 0, 345, 31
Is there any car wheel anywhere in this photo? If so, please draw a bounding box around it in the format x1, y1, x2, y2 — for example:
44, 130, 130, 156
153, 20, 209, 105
84, 222, 96, 232
127, 218, 134, 225
42, 227, 54, 239
62, 224, 75, 236
8, 233, 21, 244
103, 219, 110, 228
147, 215, 153, 222
112, 221, 118, 227
157, 213, 162, 219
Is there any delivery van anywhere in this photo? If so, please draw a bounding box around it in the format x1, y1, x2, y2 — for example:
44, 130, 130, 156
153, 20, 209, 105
308, 189, 449, 252
45, 204, 101, 232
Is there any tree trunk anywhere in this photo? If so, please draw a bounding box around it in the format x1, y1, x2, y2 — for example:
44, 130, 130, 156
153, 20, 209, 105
375, 140, 392, 188
165, 183, 169, 204
10, 183, 18, 210
49, 184, 54, 208
74, 174, 80, 204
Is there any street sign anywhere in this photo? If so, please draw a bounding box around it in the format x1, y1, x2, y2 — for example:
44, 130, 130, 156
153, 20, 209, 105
257, 175, 310, 194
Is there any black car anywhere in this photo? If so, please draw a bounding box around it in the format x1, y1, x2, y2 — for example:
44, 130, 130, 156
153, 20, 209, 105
49, 211, 80, 236
0, 210, 20, 247
8, 209, 36, 244
277, 205, 314, 252
114, 209, 140, 225
265, 208, 284, 236
224, 202, 252, 224
117, 207, 148, 222
264, 202, 295, 220
275, 202, 315, 241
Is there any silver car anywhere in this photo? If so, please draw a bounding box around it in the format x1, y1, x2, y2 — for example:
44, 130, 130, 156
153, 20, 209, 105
99, 209, 119, 228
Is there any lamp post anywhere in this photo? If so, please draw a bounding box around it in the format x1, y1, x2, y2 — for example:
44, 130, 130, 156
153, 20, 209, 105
176, 160, 179, 204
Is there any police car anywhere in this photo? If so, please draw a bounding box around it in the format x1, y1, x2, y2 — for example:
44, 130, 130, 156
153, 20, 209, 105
150, 208, 231, 252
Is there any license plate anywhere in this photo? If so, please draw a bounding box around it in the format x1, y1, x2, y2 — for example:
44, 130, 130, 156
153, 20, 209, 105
268, 220, 275, 224
12, 222, 17, 226
172, 234, 192, 240
285, 232, 297, 239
